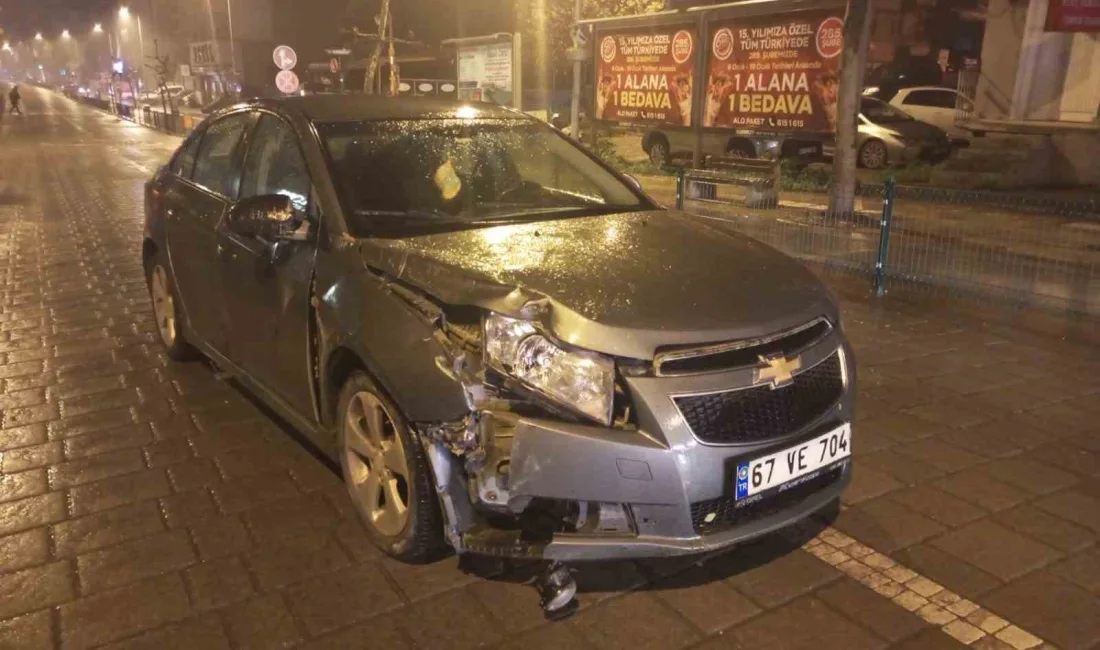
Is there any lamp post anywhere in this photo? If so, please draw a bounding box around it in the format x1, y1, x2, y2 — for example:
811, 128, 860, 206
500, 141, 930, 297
119, 6, 146, 91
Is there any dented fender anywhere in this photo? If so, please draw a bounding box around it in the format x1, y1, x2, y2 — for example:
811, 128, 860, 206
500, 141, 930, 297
312, 246, 468, 427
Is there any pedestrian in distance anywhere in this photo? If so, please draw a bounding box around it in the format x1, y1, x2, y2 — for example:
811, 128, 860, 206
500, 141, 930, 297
9, 85, 23, 116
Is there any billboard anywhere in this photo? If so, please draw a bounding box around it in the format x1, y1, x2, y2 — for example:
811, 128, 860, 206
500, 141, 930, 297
704, 10, 844, 133
458, 42, 514, 105
1046, 0, 1100, 32
594, 25, 697, 127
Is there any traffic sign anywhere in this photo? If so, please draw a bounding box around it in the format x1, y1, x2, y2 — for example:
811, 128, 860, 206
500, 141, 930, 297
273, 45, 297, 71
275, 69, 300, 94
329, 57, 341, 74
571, 24, 589, 48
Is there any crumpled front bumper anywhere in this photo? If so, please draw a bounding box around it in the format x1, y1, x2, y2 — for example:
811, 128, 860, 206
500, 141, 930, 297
498, 334, 856, 561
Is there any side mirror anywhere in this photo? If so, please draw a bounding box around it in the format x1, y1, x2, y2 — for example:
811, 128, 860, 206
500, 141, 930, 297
623, 174, 642, 192
226, 194, 304, 240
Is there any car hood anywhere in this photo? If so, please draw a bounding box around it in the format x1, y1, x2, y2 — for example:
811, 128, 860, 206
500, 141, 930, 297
357, 211, 837, 359
870, 118, 947, 141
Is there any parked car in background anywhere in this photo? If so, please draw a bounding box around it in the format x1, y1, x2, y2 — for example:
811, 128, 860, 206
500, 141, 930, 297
885, 86, 976, 141
825, 97, 954, 169
143, 95, 855, 614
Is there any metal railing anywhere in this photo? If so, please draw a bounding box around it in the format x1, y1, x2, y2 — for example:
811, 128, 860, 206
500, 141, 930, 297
670, 168, 1100, 315
69, 93, 198, 136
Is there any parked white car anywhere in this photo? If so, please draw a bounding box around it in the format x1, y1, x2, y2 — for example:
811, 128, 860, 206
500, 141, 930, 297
885, 87, 976, 140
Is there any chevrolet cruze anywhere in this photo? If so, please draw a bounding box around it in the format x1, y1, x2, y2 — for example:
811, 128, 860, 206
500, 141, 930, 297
143, 95, 854, 609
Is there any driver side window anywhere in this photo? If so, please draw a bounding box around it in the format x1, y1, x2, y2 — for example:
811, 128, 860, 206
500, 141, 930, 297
240, 115, 312, 214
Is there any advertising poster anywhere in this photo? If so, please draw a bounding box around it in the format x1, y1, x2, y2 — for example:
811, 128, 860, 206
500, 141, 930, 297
1045, 0, 1100, 32
458, 43, 514, 105
594, 25, 697, 126
705, 10, 844, 133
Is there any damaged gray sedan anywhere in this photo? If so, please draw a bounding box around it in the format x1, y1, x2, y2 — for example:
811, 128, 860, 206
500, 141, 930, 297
143, 96, 854, 613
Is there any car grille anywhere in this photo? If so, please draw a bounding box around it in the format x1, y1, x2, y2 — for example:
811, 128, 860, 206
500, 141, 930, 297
673, 352, 844, 444
690, 466, 843, 535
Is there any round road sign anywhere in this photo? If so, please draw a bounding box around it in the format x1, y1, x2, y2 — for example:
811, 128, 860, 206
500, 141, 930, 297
276, 69, 300, 94
273, 45, 297, 71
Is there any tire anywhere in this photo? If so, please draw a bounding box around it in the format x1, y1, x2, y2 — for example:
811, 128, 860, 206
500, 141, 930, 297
647, 138, 670, 166
337, 371, 444, 562
145, 252, 198, 361
858, 139, 889, 170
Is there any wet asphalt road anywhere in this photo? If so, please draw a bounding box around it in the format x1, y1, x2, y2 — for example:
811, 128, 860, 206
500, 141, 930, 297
0, 85, 1098, 649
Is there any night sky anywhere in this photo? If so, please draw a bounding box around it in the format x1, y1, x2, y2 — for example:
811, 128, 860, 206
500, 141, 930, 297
2, 0, 120, 41
1, 0, 513, 44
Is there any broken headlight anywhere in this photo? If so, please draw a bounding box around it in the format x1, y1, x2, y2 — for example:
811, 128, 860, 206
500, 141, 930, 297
484, 313, 615, 425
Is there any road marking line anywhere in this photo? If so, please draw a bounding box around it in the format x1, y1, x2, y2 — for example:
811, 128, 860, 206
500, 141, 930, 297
804, 527, 1052, 649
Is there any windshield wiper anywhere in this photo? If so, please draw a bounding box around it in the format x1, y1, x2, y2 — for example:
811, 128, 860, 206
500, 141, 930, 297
354, 208, 469, 223
480, 204, 641, 221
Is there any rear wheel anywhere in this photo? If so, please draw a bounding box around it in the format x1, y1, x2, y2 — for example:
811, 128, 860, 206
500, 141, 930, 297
146, 253, 197, 361
859, 140, 889, 169
647, 138, 670, 166
337, 371, 444, 562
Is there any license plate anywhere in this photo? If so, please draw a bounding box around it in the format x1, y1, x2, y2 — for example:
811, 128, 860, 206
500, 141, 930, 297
736, 424, 851, 500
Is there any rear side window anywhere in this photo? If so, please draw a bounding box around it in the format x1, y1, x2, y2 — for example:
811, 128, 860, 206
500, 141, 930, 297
171, 133, 201, 179
903, 90, 957, 109
192, 113, 253, 198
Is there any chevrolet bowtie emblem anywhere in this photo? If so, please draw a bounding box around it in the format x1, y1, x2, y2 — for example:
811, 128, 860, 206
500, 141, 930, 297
754, 354, 802, 389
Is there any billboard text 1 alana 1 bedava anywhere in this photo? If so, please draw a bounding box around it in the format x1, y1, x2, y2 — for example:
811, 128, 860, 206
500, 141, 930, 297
595, 25, 697, 127
705, 10, 844, 133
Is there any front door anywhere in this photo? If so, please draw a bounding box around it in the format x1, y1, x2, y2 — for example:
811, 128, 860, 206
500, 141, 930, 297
164, 111, 254, 353
216, 113, 318, 418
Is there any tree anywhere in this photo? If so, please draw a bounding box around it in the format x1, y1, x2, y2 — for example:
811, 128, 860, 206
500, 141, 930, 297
363, 0, 392, 93
828, 0, 872, 218
516, 0, 666, 76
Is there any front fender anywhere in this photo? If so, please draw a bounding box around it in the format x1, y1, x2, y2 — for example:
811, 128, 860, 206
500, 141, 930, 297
314, 248, 468, 425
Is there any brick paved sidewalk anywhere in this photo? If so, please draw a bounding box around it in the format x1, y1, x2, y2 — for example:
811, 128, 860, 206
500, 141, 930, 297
0, 85, 1097, 650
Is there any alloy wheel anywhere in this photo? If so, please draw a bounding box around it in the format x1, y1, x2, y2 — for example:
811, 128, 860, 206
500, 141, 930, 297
861, 141, 888, 169
150, 265, 177, 348
343, 391, 411, 537
649, 142, 669, 166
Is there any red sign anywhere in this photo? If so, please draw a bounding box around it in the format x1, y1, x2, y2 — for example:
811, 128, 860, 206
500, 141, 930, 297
594, 25, 698, 127
330, 57, 341, 74
705, 10, 844, 133
1046, 0, 1100, 31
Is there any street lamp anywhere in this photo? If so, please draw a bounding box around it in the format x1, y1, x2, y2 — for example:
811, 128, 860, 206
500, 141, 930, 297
62, 29, 72, 39
35, 33, 44, 41
93, 24, 103, 34
117, 5, 147, 91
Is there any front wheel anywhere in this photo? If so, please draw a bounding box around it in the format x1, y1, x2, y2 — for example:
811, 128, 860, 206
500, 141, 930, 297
338, 371, 445, 562
859, 140, 889, 169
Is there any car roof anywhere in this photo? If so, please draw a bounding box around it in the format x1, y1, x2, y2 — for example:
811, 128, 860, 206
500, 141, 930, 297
246, 94, 530, 124
896, 86, 958, 95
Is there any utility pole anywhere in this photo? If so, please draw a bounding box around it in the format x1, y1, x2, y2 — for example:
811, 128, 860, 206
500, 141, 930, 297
570, 0, 582, 137
363, 0, 391, 94
828, 0, 872, 218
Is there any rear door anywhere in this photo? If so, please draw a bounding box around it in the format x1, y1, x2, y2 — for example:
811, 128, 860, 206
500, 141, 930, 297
164, 111, 255, 353
898, 89, 959, 132
216, 113, 319, 417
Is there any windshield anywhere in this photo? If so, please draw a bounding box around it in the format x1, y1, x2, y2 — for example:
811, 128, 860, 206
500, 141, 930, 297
318, 118, 646, 234
861, 98, 913, 124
